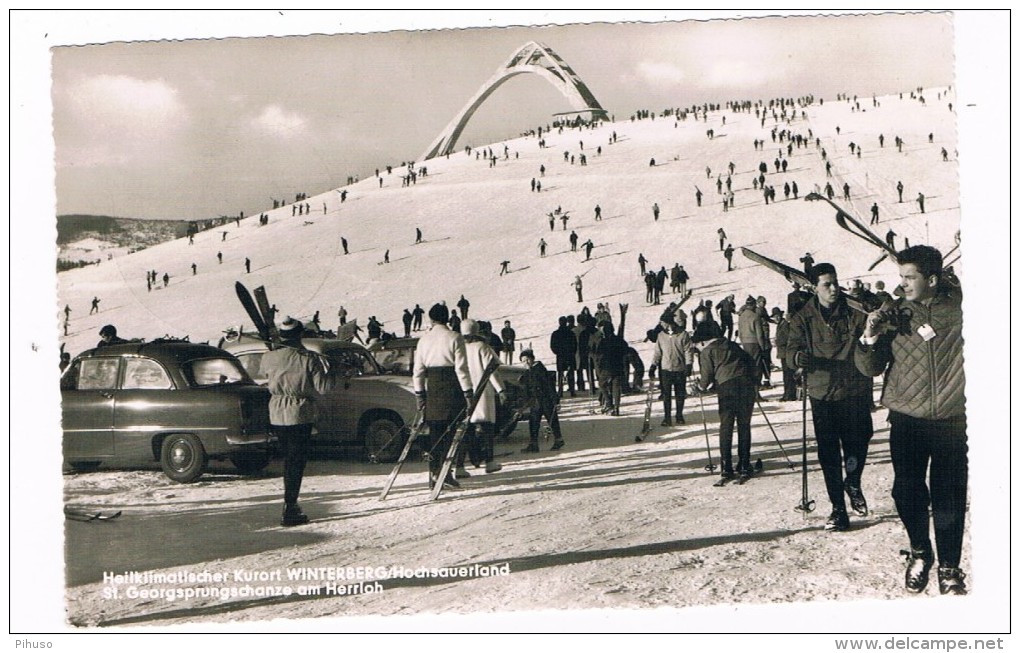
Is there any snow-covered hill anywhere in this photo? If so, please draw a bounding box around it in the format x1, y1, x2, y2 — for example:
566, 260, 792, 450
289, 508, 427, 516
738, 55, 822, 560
53, 88, 1001, 634
57, 90, 960, 363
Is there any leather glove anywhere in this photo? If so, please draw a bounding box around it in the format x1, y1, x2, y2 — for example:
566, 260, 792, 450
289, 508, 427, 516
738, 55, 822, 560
463, 389, 474, 405
648, 364, 657, 377
415, 392, 426, 411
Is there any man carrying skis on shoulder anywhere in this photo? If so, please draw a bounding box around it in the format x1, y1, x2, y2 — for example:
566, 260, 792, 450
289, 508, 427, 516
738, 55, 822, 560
786, 263, 873, 533
855, 245, 968, 596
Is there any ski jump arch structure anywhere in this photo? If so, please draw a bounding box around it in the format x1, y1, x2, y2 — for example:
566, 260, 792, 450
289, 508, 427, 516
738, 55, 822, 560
420, 42, 608, 161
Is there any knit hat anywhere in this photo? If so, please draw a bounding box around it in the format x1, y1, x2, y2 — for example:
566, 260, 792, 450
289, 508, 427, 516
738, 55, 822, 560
428, 303, 449, 324
279, 317, 304, 340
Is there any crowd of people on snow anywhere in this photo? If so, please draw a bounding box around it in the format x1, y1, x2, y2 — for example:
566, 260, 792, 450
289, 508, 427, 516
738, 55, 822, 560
60, 86, 968, 596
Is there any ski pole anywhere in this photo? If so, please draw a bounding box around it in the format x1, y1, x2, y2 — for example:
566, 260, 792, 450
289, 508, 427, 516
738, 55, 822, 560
694, 383, 716, 473
754, 397, 796, 470
794, 376, 815, 513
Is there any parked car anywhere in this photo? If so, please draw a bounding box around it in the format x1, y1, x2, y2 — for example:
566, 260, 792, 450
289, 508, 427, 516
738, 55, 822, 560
367, 336, 418, 376
222, 335, 418, 462
60, 340, 272, 483
365, 336, 537, 437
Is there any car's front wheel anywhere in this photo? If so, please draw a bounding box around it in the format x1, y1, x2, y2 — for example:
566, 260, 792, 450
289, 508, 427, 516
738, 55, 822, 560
230, 450, 270, 475
363, 415, 405, 463
160, 434, 208, 483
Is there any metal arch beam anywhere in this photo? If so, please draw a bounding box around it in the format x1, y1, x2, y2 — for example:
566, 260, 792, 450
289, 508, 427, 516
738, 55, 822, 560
420, 42, 608, 161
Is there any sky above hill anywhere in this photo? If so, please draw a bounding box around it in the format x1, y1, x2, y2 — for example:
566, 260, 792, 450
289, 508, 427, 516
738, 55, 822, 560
44, 10, 956, 220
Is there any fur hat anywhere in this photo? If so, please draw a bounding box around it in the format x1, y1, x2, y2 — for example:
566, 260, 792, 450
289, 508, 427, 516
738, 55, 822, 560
428, 303, 449, 324
279, 317, 304, 339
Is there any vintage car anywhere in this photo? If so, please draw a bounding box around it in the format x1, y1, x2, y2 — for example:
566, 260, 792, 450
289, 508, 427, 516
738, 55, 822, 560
365, 336, 536, 437
60, 340, 272, 483
222, 335, 418, 462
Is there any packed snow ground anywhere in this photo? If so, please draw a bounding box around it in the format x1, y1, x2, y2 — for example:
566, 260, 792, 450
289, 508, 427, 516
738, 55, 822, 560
55, 89, 999, 631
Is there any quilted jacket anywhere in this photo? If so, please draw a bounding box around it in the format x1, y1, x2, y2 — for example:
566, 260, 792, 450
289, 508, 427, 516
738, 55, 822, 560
855, 290, 965, 420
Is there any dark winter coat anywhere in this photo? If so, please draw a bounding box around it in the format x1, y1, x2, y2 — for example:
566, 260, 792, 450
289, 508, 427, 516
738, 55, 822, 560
550, 325, 577, 364
785, 295, 871, 401
593, 323, 628, 376
520, 360, 557, 411
855, 290, 965, 420
774, 317, 791, 361
697, 338, 756, 391
501, 327, 516, 352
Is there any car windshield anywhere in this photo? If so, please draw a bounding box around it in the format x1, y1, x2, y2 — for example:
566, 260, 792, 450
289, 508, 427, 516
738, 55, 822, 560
184, 357, 252, 387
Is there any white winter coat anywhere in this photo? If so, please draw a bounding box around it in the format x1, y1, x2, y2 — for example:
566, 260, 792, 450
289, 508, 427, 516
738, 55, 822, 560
464, 337, 504, 423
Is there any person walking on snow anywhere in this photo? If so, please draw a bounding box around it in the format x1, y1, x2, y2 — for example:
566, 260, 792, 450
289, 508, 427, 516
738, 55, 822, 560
518, 349, 565, 453
855, 245, 968, 596
261, 318, 338, 526
787, 263, 874, 533
691, 320, 757, 483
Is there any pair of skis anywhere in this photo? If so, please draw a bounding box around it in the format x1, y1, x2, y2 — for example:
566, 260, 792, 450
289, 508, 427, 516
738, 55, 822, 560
378, 358, 500, 501
635, 378, 656, 442
235, 282, 279, 344
741, 246, 883, 316
804, 193, 900, 262
65, 507, 122, 522
428, 359, 501, 501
